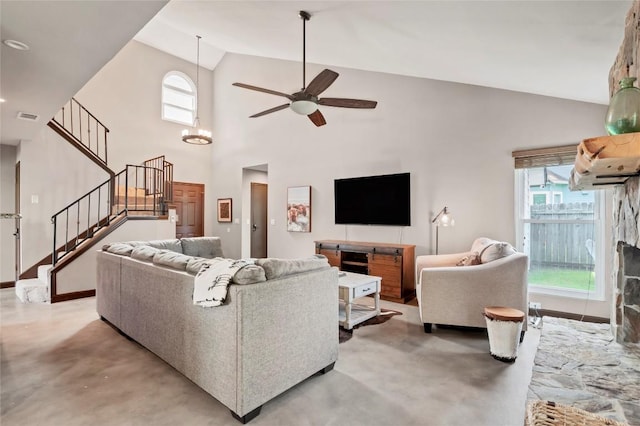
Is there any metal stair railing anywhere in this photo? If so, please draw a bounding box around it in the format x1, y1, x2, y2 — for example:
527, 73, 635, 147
51, 97, 109, 166
143, 155, 174, 204
51, 164, 169, 266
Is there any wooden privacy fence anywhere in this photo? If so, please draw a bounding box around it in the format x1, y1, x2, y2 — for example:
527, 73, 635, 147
528, 202, 595, 270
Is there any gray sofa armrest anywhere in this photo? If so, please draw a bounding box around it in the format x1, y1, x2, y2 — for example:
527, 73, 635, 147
231, 266, 338, 416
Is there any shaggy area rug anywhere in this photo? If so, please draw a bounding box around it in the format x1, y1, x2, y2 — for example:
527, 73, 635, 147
339, 309, 402, 343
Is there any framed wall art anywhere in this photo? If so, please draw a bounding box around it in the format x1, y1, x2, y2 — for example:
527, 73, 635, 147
287, 186, 311, 232
217, 198, 232, 223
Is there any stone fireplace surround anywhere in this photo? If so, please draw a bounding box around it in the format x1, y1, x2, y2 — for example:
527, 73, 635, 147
613, 176, 640, 343
608, 2, 640, 345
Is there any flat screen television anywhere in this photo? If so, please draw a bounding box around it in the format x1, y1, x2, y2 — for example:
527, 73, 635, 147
334, 173, 411, 226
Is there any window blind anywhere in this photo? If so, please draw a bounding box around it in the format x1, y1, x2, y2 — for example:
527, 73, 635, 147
512, 144, 578, 169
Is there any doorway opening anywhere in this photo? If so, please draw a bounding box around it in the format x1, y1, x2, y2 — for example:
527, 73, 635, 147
241, 165, 268, 258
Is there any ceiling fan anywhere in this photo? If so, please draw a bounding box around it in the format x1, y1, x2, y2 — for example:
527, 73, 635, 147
232, 10, 378, 127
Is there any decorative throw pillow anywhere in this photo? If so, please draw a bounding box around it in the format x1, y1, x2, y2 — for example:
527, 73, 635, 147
186, 256, 212, 275
148, 239, 183, 253
181, 237, 224, 258
153, 251, 191, 271
456, 253, 481, 266
470, 237, 496, 254
233, 264, 267, 284
256, 255, 329, 280
105, 243, 134, 256
479, 242, 517, 263
131, 245, 163, 262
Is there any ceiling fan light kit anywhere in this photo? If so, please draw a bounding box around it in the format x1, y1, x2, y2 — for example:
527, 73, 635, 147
232, 10, 377, 127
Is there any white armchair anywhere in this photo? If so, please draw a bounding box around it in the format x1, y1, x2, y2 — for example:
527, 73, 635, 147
416, 237, 528, 338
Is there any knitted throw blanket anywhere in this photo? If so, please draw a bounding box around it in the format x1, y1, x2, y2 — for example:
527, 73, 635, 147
192, 258, 252, 307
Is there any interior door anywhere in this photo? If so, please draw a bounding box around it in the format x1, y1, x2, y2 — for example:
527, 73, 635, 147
15, 161, 20, 282
172, 182, 204, 238
250, 183, 268, 258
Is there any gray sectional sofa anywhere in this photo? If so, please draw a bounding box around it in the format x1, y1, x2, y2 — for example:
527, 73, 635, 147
96, 237, 339, 423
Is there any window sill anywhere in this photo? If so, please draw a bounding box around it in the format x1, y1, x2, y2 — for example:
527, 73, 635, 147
529, 285, 605, 302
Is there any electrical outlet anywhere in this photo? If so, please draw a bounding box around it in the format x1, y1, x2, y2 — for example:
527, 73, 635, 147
529, 302, 541, 310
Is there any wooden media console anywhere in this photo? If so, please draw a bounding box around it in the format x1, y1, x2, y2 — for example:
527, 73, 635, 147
315, 240, 415, 303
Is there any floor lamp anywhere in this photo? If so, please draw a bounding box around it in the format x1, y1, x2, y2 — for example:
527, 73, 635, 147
432, 207, 454, 255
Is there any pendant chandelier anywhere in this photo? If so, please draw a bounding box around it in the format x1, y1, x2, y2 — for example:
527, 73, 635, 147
182, 35, 212, 145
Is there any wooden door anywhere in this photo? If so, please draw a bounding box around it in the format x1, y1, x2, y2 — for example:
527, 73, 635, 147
250, 183, 267, 258
172, 182, 204, 238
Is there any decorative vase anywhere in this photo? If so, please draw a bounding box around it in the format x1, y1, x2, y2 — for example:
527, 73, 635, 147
605, 77, 640, 135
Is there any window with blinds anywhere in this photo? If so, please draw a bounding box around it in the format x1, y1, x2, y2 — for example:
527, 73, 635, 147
513, 145, 604, 300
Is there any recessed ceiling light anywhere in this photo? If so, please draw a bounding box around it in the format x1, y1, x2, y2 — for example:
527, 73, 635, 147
3, 39, 29, 51
0, 98, 5, 103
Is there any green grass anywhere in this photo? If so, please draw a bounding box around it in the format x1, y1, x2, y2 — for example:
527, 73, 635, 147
528, 268, 595, 291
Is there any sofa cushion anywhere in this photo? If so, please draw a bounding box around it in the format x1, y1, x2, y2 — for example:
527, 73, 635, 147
256, 255, 329, 280
104, 243, 134, 256
148, 239, 183, 253
181, 237, 224, 259
131, 245, 163, 262
479, 242, 516, 263
186, 256, 212, 275
153, 250, 191, 271
233, 263, 267, 284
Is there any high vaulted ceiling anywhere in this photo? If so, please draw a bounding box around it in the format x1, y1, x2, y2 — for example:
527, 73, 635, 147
0, 1, 167, 145
1, 1, 632, 146
135, 1, 631, 104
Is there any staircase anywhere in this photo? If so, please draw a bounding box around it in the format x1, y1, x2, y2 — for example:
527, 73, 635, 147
15, 265, 52, 303
16, 98, 174, 303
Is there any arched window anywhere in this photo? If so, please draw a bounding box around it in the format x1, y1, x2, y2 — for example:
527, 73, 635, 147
161, 71, 196, 125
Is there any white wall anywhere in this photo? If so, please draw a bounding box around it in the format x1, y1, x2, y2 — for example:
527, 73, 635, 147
211, 53, 611, 317
74, 40, 214, 209
17, 127, 108, 269
56, 217, 175, 294
0, 145, 17, 282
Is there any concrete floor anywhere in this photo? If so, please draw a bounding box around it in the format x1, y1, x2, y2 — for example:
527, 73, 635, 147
0, 288, 540, 426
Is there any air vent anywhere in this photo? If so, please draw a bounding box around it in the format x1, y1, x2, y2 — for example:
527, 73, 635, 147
17, 111, 40, 121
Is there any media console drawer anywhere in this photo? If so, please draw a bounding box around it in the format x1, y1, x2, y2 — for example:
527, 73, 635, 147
315, 240, 415, 303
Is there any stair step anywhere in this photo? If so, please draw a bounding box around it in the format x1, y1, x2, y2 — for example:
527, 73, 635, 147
116, 186, 147, 197
37, 264, 53, 284
15, 278, 49, 303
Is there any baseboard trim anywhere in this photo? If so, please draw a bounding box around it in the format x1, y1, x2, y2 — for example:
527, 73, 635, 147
0, 281, 15, 289
51, 289, 95, 303
531, 308, 609, 324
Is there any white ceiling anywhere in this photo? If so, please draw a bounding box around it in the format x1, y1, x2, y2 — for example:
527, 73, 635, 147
135, 0, 631, 105
0, 1, 631, 146
0, 1, 167, 145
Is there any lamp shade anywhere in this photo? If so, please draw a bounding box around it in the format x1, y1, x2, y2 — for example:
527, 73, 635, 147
432, 207, 454, 227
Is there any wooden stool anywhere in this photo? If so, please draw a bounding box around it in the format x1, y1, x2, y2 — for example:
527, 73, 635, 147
484, 306, 525, 362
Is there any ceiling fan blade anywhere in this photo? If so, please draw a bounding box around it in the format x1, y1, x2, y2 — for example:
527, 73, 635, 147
249, 103, 290, 118
304, 69, 339, 97
308, 110, 326, 127
233, 83, 293, 100
318, 98, 378, 109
